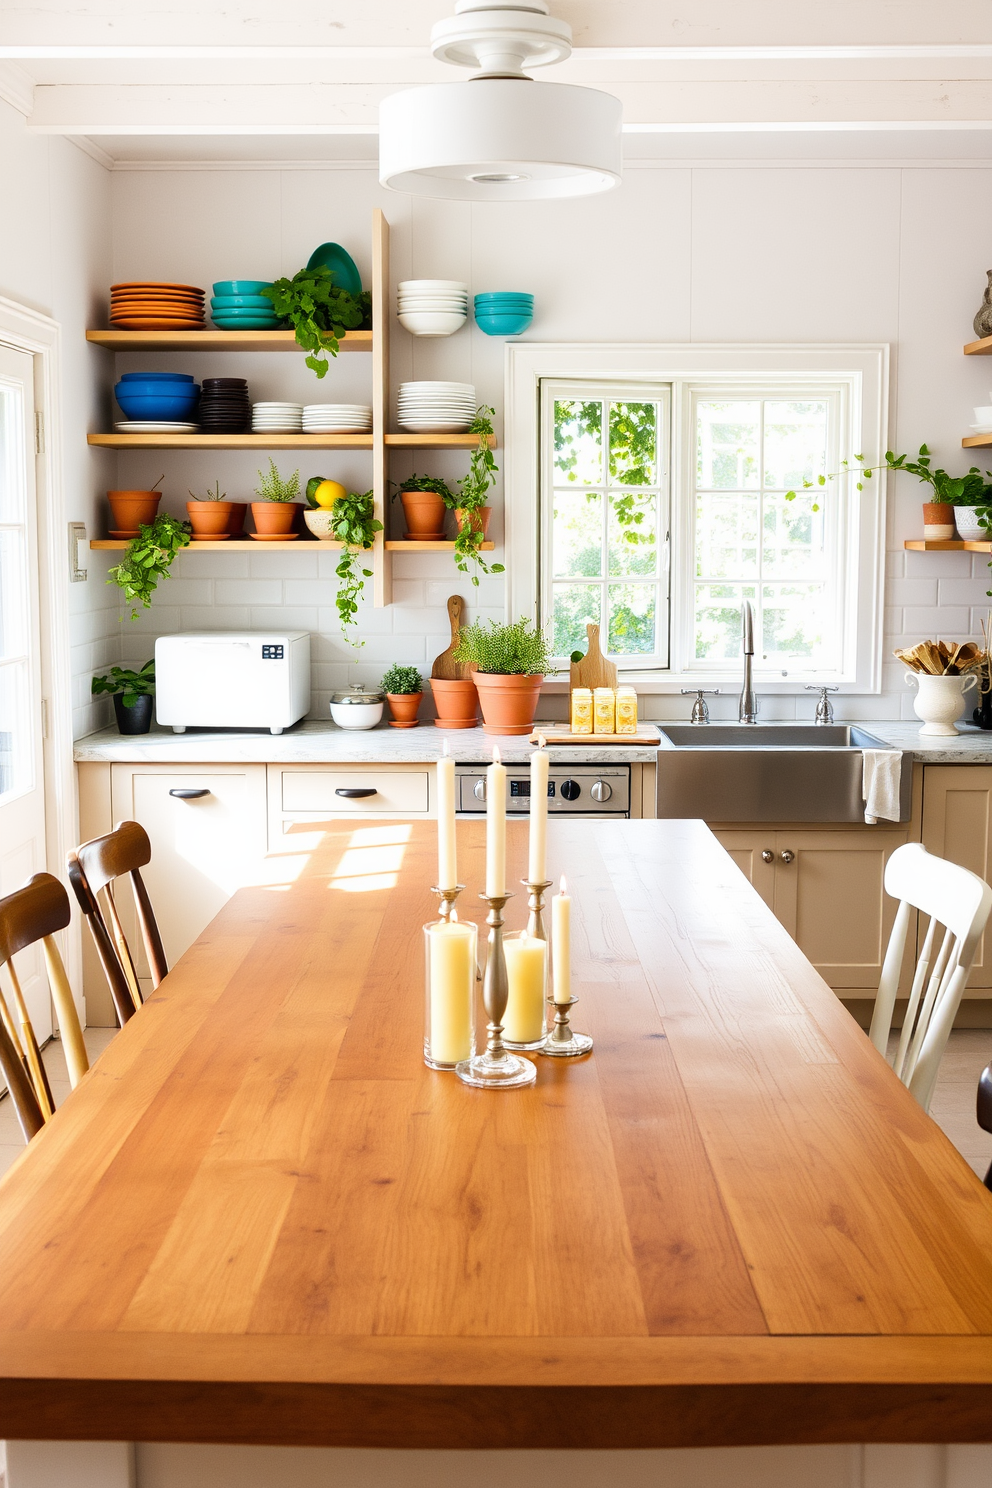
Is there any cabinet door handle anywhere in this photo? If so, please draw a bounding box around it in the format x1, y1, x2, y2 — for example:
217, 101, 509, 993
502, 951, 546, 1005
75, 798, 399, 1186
779, 849, 795, 864
334, 787, 378, 798
169, 788, 211, 800
761, 849, 774, 863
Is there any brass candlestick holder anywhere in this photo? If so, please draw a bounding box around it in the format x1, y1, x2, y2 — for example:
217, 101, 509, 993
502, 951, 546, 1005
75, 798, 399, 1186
542, 993, 593, 1058
522, 878, 553, 941
431, 884, 465, 922
456, 892, 536, 1089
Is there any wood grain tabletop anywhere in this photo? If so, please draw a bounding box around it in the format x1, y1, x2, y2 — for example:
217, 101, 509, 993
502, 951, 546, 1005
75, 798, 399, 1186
0, 819, 990, 1449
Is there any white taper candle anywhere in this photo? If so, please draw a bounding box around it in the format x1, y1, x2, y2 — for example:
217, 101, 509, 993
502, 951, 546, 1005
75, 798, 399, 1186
486, 746, 507, 898
436, 740, 457, 891
528, 738, 549, 886
552, 874, 571, 1004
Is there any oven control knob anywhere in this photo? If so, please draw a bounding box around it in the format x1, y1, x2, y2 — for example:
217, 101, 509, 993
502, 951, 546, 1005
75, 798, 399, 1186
474, 779, 487, 801
590, 779, 612, 803
560, 779, 581, 802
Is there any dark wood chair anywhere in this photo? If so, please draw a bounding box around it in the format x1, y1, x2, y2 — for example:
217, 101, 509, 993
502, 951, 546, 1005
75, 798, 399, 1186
979, 1062, 992, 1191
67, 821, 168, 1027
0, 873, 89, 1142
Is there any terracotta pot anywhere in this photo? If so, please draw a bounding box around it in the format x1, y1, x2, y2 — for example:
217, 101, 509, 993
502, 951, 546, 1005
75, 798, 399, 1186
186, 500, 232, 540
226, 502, 248, 536
474, 672, 543, 736
454, 505, 492, 538
400, 490, 447, 541
430, 676, 479, 730
251, 501, 300, 536
386, 691, 423, 728
107, 489, 161, 537
923, 501, 956, 541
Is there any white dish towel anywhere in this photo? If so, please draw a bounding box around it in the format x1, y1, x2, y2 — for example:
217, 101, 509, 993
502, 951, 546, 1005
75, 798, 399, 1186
862, 749, 902, 824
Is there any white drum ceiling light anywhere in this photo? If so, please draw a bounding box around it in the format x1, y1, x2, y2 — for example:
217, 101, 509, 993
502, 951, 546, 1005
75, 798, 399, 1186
378, 0, 623, 201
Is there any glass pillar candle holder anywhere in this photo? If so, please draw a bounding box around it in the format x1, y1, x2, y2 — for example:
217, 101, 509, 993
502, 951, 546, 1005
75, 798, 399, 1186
502, 931, 548, 1050
424, 918, 478, 1071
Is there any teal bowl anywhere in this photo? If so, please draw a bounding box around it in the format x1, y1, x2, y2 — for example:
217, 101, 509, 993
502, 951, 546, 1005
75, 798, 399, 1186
475, 292, 534, 304
210, 295, 275, 309
211, 316, 281, 330
475, 311, 533, 337
212, 280, 272, 297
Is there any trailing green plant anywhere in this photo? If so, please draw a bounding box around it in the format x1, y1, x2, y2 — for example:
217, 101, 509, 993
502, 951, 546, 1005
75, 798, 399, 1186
381, 664, 422, 695
188, 479, 226, 502
254, 459, 301, 503
107, 513, 191, 619
453, 617, 554, 676
328, 489, 382, 645
261, 265, 372, 378
392, 473, 456, 503
91, 659, 155, 708
453, 406, 505, 586
786, 444, 992, 510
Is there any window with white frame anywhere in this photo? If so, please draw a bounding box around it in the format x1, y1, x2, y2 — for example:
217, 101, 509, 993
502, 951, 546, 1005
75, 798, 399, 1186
529, 357, 874, 687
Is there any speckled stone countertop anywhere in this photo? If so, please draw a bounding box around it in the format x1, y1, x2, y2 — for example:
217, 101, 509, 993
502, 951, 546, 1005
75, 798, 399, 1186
857, 721, 992, 763
72, 720, 662, 765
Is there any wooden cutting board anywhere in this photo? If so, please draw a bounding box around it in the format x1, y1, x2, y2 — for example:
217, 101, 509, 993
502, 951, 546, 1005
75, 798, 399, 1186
430, 595, 471, 680
570, 623, 618, 691
530, 726, 660, 746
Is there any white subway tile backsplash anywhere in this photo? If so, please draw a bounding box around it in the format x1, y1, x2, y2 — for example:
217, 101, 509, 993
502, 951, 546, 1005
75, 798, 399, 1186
173, 552, 249, 580
391, 579, 427, 607
249, 552, 320, 580
248, 606, 320, 632
344, 636, 426, 663
902, 606, 971, 634
317, 605, 394, 637
147, 578, 214, 606
214, 579, 282, 606
178, 606, 251, 631
884, 550, 905, 579
886, 578, 938, 607
279, 580, 334, 607
939, 577, 992, 605
905, 551, 971, 577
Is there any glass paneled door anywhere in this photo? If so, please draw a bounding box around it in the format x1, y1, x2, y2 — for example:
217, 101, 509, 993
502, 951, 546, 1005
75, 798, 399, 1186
0, 344, 51, 1046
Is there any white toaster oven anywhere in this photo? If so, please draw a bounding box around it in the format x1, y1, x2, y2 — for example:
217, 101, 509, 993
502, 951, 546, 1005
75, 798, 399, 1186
154, 632, 311, 734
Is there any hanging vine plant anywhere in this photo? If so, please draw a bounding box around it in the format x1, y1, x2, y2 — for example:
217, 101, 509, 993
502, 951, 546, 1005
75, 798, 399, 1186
452, 405, 505, 587
328, 489, 382, 645
107, 513, 191, 619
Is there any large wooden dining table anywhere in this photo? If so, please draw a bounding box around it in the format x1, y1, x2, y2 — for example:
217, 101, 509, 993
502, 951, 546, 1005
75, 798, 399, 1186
0, 818, 990, 1453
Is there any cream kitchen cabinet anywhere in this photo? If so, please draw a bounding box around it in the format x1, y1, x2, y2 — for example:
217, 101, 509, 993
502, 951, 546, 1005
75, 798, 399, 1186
919, 764, 992, 992
267, 763, 433, 851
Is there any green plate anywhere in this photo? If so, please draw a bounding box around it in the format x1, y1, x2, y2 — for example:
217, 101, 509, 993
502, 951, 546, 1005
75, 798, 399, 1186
306, 243, 363, 297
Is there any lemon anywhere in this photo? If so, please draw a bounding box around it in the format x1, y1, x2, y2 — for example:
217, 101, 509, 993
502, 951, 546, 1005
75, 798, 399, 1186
313, 479, 346, 510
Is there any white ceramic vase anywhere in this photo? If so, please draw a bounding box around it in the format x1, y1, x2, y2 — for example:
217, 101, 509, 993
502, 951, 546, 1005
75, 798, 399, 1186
905, 671, 977, 736
955, 505, 990, 541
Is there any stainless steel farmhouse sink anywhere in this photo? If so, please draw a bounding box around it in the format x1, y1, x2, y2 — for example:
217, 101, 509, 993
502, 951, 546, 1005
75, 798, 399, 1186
656, 723, 912, 823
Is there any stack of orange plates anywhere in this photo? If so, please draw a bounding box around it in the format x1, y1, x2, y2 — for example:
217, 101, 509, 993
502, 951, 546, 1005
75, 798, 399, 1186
109, 282, 205, 329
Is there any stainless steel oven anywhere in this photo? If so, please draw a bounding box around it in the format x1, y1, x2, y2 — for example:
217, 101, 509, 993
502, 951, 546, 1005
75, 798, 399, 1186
455, 762, 630, 819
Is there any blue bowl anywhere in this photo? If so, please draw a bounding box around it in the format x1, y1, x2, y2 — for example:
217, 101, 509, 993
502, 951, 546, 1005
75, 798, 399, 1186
118, 371, 194, 382
210, 295, 274, 308
213, 280, 272, 296
475, 311, 533, 337
115, 378, 197, 394
115, 391, 200, 419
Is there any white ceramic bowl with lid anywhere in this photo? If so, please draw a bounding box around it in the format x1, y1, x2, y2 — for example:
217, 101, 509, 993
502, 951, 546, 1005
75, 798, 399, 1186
330, 684, 385, 730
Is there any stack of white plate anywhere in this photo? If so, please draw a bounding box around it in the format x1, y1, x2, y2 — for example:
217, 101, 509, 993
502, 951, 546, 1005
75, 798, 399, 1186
114, 421, 199, 433
397, 381, 476, 433
302, 404, 373, 433
397, 280, 468, 338
252, 401, 303, 432
972, 400, 992, 434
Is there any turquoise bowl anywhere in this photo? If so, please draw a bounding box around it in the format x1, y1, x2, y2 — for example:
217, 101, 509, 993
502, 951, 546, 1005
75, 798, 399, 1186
475, 292, 534, 304
475, 310, 533, 337
211, 317, 281, 330
210, 295, 275, 309
212, 280, 272, 296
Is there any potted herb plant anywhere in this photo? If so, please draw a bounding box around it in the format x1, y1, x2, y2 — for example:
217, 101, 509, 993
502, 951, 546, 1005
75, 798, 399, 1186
186, 479, 240, 541
453, 617, 553, 735
328, 488, 382, 645
107, 474, 164, 537
394, 474, 452, 541
91, 660, 156, 735
108, 513, 191, 619
251, 459, 301, 537
453, 407, 505, 586
261, 264, 372, 378
381, 664, 424, 728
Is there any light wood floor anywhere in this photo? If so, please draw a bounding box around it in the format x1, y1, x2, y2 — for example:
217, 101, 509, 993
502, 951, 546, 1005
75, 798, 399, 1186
0, 1027, 990, 1184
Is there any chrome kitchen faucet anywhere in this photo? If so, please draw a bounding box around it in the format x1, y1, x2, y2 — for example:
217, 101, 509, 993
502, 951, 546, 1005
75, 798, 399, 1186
739, 600, 758, 723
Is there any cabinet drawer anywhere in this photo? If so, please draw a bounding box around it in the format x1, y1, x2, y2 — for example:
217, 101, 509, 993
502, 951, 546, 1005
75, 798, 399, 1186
280, 769, 431, 814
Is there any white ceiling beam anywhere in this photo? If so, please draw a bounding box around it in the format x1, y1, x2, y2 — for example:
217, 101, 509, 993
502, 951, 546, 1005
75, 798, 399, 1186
6, 45, 992, 62
24, 78, 992, 135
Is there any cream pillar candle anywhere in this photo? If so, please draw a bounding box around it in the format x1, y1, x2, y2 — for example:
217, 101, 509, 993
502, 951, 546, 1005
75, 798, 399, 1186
427, 917, 475, 1066
503, 933, 547, 1044
528, 739, 549, 886
436, 741, 457, 890
486, 746, 507, 898
552, 875, 571, 1004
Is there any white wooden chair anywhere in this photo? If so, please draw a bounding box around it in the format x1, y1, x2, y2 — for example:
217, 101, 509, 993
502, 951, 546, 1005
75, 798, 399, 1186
869, 843, 992, 1112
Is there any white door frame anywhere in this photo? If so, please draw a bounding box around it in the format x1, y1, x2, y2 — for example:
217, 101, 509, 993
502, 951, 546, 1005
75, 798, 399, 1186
0, 295, 79, 999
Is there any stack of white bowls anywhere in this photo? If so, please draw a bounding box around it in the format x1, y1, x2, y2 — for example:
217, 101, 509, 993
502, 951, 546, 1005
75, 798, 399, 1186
397, 280, 468, 337
972, 396, 992, 434
252, 401, 303, 433
303, 403, 373, 433
397, 381, 476, 433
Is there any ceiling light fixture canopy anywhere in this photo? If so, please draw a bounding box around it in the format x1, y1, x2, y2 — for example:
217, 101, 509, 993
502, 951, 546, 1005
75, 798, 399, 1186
378, 0, 622, 201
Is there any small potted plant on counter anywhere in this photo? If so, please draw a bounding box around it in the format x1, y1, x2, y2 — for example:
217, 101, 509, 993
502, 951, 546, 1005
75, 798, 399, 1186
107, 474, 164, 537
91, 660, 156, 734
453, 407, 505, 586
186, 479, 242, 541
251, 459, 301, 537
393, 474, 453, 541
381, 664, 424, 728
453, 616, 553, 735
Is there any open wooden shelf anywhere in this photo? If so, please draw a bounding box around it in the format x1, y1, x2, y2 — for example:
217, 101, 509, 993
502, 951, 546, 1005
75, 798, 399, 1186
964, 335, 992, 356
89, 538, 495, 552
86, 329, 372, 353
905, 539, 992, 551
962, 434, 992, 447
87, 432, 495, 450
